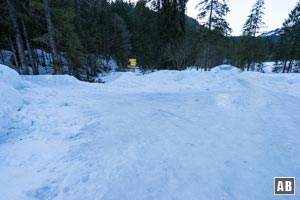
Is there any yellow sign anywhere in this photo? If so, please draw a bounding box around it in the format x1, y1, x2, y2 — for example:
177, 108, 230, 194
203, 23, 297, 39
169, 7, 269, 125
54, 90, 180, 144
129, 58, 137, 67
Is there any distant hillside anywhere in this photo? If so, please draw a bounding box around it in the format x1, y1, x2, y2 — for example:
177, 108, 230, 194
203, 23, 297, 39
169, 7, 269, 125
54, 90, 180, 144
186, 16, 200, 30
259, 28, 281, 41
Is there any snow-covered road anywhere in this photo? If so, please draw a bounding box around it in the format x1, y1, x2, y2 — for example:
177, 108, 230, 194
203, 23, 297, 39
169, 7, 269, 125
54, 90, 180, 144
1, 65, 300, 199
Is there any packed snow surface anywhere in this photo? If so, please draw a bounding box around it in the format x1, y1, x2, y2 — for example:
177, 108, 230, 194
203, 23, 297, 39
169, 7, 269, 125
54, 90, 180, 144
0, 64, 300, 200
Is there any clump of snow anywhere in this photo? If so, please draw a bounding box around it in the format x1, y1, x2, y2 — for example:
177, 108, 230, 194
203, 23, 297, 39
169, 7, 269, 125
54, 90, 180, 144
262, 62, 275, 73
108, 59, 118, 72
0, 50, 13, 66
211, 64, 241, 74
0, 64, 23, 89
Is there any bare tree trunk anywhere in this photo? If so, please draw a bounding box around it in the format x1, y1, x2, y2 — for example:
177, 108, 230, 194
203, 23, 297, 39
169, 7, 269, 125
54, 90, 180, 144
208, 0, 213, 31
204, 47, 210, 71
287, 60, 293, 73
6, 0, 29, 74
33, 48, 39, 70
0, 50, 6, 65
43, 0, 61, 74
9, 35, 20, 72
40, 48, 45, 67
247, 62, 250, 71
21, 19, 39, 75
34, 48, 40, 69
282, 60, 287, 73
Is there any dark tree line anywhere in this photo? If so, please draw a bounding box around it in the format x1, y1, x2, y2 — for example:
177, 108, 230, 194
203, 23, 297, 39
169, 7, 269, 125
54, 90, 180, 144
274, 1, 300, 73
0, 0, 299, 80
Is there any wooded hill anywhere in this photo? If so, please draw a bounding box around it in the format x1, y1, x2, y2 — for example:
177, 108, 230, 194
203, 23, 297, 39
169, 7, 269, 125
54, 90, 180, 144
0, 0, 299, 81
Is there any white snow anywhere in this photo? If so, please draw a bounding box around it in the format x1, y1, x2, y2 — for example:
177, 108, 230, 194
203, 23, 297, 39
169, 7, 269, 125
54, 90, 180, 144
0, 82, 22, 134
0, 64, 300, 200
22, 75, 84, 87
0, 64, 24, 89
260, 28, 281, 37
0, 64, 24, 133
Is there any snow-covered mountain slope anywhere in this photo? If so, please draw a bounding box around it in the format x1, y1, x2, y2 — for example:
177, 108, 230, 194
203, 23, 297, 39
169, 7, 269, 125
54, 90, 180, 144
0, 64, 300, 200
259, 28, 281, 41
260, 28, 281, 37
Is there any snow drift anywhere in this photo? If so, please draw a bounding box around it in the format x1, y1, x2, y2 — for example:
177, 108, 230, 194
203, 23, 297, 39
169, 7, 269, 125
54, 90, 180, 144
0, 64, 23, 133
101, 65, 242, 93
0, 64, 23, 88
22, 75, 83, 87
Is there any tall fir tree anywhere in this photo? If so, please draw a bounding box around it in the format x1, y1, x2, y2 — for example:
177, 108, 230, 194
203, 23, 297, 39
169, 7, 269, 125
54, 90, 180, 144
274, 1, 300, 72
195, 0, 230, 70
132, 0, 160, 70
242, 0, 265, 37
153, 0, 188, 69
239, 0, 267, 71
196, 0, 231, 35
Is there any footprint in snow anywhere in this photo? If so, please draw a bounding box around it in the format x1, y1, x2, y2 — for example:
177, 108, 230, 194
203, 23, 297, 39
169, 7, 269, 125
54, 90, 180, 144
26, 185, 58, 200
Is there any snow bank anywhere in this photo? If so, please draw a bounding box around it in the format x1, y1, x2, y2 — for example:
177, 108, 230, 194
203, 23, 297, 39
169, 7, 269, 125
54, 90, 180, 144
22, 75, 83, 87
0, 65, 23, 133
102, 70, 205, 93
240, 71, 300, 98
102, 65, 242, 93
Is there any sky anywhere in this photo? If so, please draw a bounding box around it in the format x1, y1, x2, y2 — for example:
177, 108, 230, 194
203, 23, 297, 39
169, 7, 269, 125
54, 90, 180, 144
130, 0, 298, 35
186, 0, 299, 35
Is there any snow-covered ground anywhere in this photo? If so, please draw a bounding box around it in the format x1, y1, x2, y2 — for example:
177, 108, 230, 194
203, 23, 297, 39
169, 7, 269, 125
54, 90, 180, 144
0, 64, 300, 200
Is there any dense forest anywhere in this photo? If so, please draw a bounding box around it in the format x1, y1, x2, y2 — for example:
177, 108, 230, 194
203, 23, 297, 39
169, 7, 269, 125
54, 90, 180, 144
0, 0, 299, 81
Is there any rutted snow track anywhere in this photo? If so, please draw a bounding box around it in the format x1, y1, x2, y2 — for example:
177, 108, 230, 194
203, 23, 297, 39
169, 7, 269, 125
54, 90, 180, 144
1, 65, 300, 200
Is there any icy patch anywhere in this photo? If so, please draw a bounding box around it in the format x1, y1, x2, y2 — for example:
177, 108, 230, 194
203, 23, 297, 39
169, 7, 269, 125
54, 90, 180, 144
215, 93, 232, 109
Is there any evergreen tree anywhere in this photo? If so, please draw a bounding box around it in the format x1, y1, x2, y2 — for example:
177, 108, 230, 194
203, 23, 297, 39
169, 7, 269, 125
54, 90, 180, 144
152, 0, 188, 69
5, 0, 29, 74
274, 1, 300, 73
18, 0, 40, 74
242, 0, 265, 37
132, 0, 160, 70
51, 0, 83, 76
239, 0, 267, 71
0, 1, 13, 66
196, 0, 231, 35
